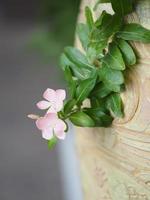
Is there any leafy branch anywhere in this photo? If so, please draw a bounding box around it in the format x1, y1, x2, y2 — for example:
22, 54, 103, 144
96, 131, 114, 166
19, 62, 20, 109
59, 0, 150, 131
29, 0, 150, 149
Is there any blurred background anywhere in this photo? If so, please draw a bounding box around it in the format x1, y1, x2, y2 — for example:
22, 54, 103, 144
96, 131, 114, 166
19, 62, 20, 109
0, 0, 83, 199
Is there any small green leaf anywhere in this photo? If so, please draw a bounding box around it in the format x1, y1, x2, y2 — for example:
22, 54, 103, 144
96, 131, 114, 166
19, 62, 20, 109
85, 6, 94, 30
102, 42, 125, 70
64, 47, 93, 69
110, 0, 133, 16
61, 52, 94, 81
117, 23, 150, 43
87, 40, 107, 62
64, 66, 76, 98
104, 82, 122, 92
106, 93, 124, 117
86, 47, 97, 64
76, 74, 97, 104
69, 111, 95, 127
90, 82, 112, 98
95, 10, 107, 27
90, 13, 122, 43
64, 99, 76, 115
76, 23, 90, 50
99, 64, 124, 87
90, 97, 108, 112
63, 65, 73, 82
116, 39, 136, 66
59, 53, 72, 70
85, 108, 113, 127
47, 137, 57, 150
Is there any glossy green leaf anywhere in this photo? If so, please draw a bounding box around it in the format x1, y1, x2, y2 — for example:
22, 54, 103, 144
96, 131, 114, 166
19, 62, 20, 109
76, 23, 90, 50
110, 0, 133, 16
117, 23, 150, 43
60, 53, 72, 70
69, 111, 95, 127
95, 10, 107, 27
90, 13, 122, 43
61, 52, 94, 80
90, 97, 108, 112
85, 107, 113, 127
102, 42, 125, 70
86, 47, 97, 64
47, 137, 57, 150
64, 66, 76, 97
64, 47, 93, 69
116, 39, 136, 66
85, 6, 94, 30
90, 82, 111, 98
64, 99, 76, 115
104, 82, 122, 92
87, 40, 107, 62
99, 64, 124, 87
106, 93, 124, 117
76, 74, 97, 104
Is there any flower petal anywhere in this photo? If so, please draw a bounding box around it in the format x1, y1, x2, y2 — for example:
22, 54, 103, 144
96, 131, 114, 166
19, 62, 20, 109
43, 88, 56, 102
55, 99, 63, 112
47, 106, 57, 113
36, 100, 50, 110
42, 127, 53, 140
45, 113, 58, 126
36, 117, 49, 130
35, 113, 57, 130
54, 119, 66, 140
56, 89, 66, 101
55, 131, 66, 140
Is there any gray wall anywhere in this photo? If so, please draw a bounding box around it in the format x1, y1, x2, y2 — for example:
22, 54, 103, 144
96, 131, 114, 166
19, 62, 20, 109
0, 1, 82, 200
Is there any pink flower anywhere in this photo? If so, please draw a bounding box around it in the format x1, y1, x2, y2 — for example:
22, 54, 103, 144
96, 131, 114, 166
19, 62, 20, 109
36, 113, 67, 140
36, 88, 66, 113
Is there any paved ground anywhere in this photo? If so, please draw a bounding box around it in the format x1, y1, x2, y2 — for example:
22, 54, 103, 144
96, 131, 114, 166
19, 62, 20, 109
0, 21, 66, 200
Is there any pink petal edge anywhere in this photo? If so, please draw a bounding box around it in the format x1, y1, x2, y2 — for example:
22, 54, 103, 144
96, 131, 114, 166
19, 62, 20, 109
56, 89, 66, 101
42, 128, 53, 140
36, 100, 50, 110
43, 88, 56, 102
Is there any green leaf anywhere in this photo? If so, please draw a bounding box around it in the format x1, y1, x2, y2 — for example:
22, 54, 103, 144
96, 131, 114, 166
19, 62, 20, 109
102, 42, 125, 70
64, 66, 76, 98
76, 74, 97, 104
90, 97, 108, 111
104, 82, 122, 92
64, 47, 93, 69
110, 0, 133, 16
76, 23, 90, 50
106, 93, 124, 117
95, 10, 107, 27
117, 23, 150, 43
85, 108, 113, 127
90, 82, 112, 98
99, 64, 124, 87
116, 39, 136, 66
69, 111, 95, 127
64, 99, 76, 115
85, 6, 94, 30
90, 13, 122, 43
47, 137, 57, 150
87, 40, 107, 62
60, 53, 72, 70
61, 52, 94, 81
86, 47, 97, 64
